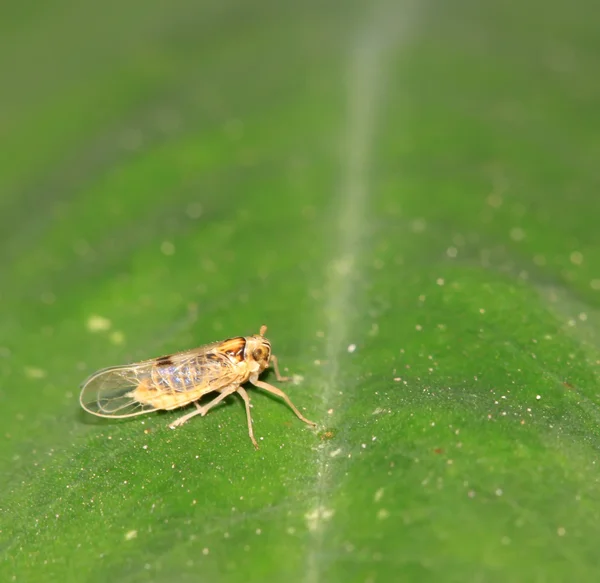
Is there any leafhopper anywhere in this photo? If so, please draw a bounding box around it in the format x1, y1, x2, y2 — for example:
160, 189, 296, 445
80, 325, 316, 448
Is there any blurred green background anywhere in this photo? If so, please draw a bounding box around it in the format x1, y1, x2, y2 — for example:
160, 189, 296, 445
2, 0, 600, 581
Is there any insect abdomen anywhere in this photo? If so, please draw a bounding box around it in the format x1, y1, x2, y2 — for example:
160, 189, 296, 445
132, 382, 206, 410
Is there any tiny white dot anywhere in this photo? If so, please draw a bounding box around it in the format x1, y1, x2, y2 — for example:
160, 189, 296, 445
570, 251, 583, 265
161, 241, 175, 256
510, 227, 525, 241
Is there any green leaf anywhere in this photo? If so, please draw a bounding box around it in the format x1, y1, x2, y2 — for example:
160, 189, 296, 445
2, 1, 600, 582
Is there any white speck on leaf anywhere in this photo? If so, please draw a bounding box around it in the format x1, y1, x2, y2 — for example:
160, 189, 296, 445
305, 507, 334, 532
87, 315, 111, 332
412, 218, 426, 232
510, 227, 525, 241
24, 367, 47, 379
570, 251, 583, 265
331, 254, 354, 276
110, 331, 125, 345
160, 241, 175, 255
186, 203, 203, 219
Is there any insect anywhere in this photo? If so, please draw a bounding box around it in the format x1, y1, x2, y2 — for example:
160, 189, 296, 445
79, 325, 316, 448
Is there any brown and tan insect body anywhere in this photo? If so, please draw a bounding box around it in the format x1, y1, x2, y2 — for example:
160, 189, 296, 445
79, 325, 316, 448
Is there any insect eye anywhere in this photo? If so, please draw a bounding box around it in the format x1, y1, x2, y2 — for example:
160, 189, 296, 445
253, 348, 265, 361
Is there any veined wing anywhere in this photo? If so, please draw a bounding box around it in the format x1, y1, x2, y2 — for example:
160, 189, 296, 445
79, 347, 240, 419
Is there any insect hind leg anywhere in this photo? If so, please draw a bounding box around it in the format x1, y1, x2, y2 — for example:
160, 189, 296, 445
169, 401, 204, 429
169, 385, 238, 430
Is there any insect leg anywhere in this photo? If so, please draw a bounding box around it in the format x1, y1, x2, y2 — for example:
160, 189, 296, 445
169, 386, 238, 429
197, 385, 238, 417
249, 378, 317, 427
237, 387, 258, 449
270, 354, 289, 382
169, 401, 205, 429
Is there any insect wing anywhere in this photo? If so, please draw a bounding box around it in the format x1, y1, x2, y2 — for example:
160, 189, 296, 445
80, 344, 240, 419
79, 362, 158, 418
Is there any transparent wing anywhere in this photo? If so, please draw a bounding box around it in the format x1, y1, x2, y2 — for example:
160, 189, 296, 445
79, 362, 161, 418
79, 348, 239, 419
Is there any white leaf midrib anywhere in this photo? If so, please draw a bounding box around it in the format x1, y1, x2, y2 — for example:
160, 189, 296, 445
305, 4, 405, 582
